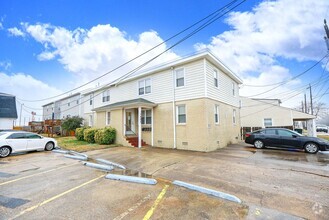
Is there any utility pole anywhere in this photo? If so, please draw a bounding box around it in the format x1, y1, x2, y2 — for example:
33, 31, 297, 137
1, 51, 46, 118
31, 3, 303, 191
324, 19, 329, 51
309, 84, 313, 115
19, 103, 24, 126
304, 94, 307, 113
301, 101, 304, 113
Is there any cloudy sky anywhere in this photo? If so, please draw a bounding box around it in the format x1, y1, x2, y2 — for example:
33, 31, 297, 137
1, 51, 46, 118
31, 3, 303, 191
0, 0, 329, 124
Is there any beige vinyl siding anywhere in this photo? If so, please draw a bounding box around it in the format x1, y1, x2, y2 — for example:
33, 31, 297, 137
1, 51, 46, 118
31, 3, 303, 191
174, 60, 205, 101
206, 60, 240, 107
91, 59, 206, 107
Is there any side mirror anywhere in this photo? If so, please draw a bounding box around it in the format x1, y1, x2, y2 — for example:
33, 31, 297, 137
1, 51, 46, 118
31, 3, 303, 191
292, 134, 298, 138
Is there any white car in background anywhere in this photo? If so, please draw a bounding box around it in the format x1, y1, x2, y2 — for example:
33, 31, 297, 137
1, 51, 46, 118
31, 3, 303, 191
0, 131, 57, 158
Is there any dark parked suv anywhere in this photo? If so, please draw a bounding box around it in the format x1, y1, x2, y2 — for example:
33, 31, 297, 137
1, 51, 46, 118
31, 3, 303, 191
245, 128, 329, 154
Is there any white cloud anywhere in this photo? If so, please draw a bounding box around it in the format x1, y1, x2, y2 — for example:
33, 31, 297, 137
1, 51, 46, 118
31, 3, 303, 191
7, 27, 25, 37
0, 60, 11, 70
0, 22, 3, 30
20, 23, 179, 85
195, 0, 329, 107
0, 72, 62, 123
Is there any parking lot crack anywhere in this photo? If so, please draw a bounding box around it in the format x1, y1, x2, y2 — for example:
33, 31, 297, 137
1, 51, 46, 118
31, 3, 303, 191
151, 162, 179, 175
270, 168, 329, 178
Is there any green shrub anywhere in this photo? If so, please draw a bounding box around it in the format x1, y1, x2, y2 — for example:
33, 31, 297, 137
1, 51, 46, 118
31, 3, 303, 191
75, 127, 87, 141
84, 128, 98, 143
94, 127, 116, 145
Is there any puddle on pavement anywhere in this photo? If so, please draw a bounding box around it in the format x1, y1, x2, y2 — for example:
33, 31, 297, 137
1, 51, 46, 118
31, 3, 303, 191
85, 158, 153, 178
110, 169, 153, 178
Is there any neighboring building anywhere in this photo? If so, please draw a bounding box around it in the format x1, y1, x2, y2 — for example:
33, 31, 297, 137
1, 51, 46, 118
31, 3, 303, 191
42, 93, 82, 120
0, 93, 18, 130
82, 51, 243, 151
240, 97, 317, 138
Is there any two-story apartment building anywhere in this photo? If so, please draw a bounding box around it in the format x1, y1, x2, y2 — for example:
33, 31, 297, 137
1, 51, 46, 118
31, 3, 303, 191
42, 93, 82, 120
81, 51, 243, 152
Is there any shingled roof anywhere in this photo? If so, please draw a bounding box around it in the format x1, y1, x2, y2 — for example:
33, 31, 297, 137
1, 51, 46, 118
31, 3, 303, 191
0, 93, 18, 119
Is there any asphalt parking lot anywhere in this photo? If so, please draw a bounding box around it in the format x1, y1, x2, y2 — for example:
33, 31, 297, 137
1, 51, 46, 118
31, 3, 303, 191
1, 143, 328, 220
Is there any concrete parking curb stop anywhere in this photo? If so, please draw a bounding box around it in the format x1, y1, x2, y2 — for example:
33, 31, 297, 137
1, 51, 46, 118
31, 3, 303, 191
52, 149, 69, 154
105, 174, 157, 185
96, 158, 126, 169
64, 154, 88, 161
173, 180, 242, 204
83, 162, 114, 171
69, 151, 88, 158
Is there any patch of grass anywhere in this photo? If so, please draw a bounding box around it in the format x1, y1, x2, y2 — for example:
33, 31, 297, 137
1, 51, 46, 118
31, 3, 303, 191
55, 136, 118, 152
318, 135, 329, 141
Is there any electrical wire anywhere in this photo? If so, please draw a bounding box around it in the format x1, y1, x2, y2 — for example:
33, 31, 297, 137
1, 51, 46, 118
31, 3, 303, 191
244, 53, 329, 97
21, 0, 246, 118
17, 0, 242, 103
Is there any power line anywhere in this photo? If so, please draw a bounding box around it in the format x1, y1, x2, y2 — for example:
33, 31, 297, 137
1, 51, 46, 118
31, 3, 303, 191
17, 0, 243, 103
243, 53, 328, 90
25, 0, 247, 118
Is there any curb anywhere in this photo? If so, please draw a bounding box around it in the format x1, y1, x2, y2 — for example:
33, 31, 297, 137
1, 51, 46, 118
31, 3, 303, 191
69, 151, 88, 158
64, 154, 88, 161
173, 180, 242, 203
105, 174, 157, 185
96, 158, 126, 169
83, 162, 114, 171
52, 149, 69, 154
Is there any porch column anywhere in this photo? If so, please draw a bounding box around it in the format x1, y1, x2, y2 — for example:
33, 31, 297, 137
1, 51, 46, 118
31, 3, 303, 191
138, 107, 142, 148
151, 107, 154, 146
123, 108, 126, 136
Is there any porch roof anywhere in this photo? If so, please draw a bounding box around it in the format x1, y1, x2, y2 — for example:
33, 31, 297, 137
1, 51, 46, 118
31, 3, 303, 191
93, 98, 157, 111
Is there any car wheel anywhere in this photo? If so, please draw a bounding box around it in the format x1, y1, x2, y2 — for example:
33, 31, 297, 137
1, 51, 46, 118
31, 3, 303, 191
0, 146, 11, 158
254, 140, 264, 149
304, 142, 319, 154
45, 142, 54, 151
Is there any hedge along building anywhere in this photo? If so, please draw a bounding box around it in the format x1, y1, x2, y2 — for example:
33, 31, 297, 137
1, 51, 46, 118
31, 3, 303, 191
81, 50, 243, 151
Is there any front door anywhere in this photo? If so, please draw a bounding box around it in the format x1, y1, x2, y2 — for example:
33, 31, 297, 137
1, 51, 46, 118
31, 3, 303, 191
125, 110, 135, 135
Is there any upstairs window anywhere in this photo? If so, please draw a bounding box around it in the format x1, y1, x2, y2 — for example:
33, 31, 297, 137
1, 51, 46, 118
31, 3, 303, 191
67, 98, 71, 107
90, 94, 93, 106
264, 118, 273, 127
177, 105, 186, 124
102, 90, 110, 102
214, 70, 219, 87
141, 110, 152, 125
139, 79, 151, 95
214, 105, 219, 124
175, 68, 185, 87
232, 82, 236, 96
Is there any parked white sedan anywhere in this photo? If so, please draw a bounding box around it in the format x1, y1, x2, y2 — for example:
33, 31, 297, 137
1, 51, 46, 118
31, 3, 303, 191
0, 131, 57, 158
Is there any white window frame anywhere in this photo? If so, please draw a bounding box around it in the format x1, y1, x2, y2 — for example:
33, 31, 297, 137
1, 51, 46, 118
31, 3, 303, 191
214, 105, 219, 124
141, 109, 152, 125
214, 70, 219, 88
233, 109, 236, 125
102, 90, 110, 102
138, 78, 151, 95
176, 104, 186, 124
89, 114, 93, 126
90, 94, 93, 106
264, 118, 273, 127
67, 98, 71, 107
175, 68, 185, 88
106, 111, 111, 126
232, 82, 236, 97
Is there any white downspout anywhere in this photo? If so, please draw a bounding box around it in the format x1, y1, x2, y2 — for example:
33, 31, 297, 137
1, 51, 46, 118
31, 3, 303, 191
138, 106, 142, 148
172, 66, 177, 149
151, 107, 154, 146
